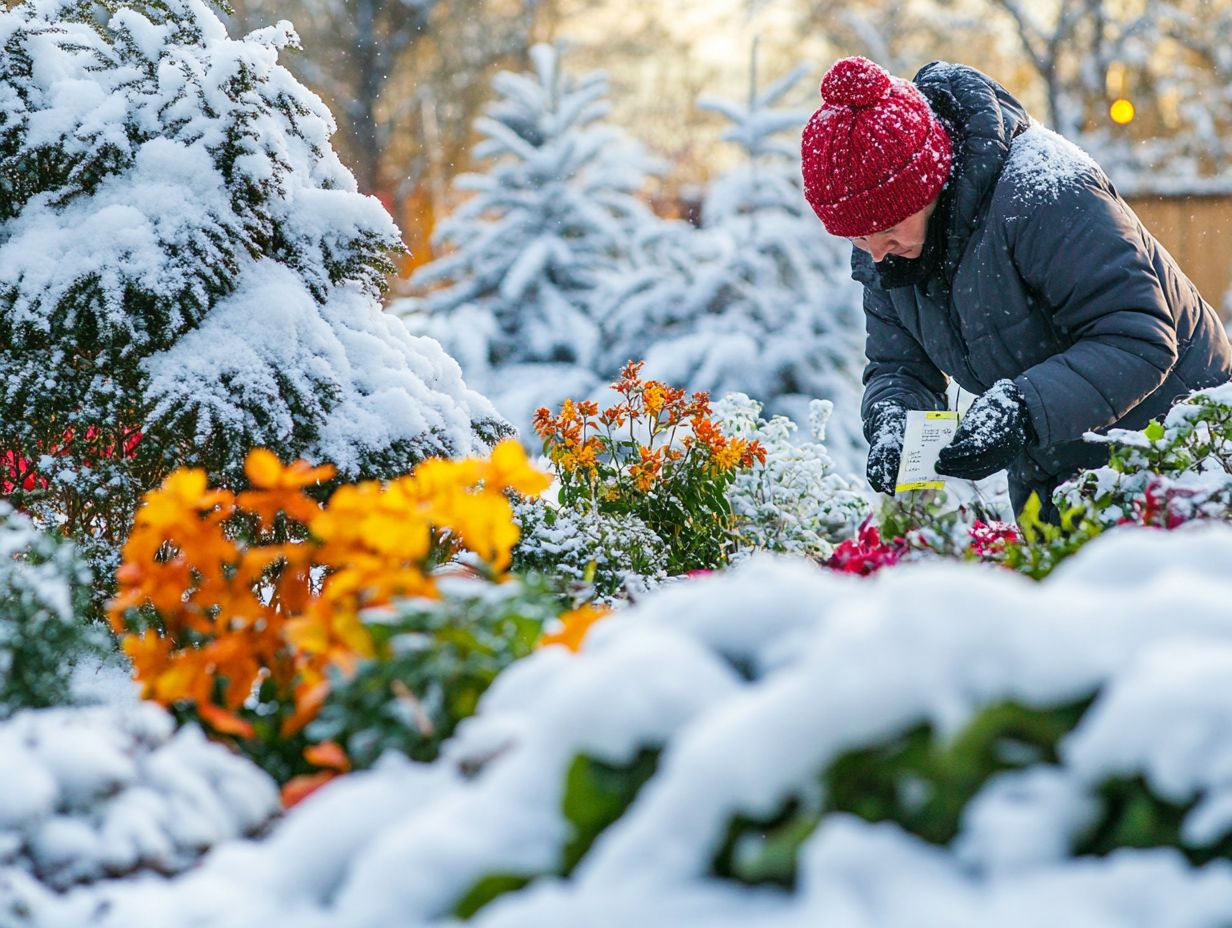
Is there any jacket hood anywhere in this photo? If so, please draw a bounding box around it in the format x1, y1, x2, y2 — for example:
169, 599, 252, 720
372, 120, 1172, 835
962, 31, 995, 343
851, 62, 1031, 291
913, 61, 1032, 279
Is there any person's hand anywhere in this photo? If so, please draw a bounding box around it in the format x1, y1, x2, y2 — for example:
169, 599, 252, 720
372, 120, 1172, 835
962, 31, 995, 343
864, 401, 908, 495
935, 380, 1032, 481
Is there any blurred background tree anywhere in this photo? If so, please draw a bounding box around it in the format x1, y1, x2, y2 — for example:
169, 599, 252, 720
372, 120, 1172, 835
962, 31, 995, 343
226, 0, 1232, 249
228, 0, 547, 271
223, 0, 1232, 315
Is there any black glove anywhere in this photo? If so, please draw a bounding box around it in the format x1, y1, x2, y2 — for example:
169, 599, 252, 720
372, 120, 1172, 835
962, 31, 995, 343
935, 379, 1033, 481
864, 401, 908, 495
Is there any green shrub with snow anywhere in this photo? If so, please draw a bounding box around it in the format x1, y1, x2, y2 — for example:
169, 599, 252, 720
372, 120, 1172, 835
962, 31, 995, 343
513, 496, 668, 602
0, 702, 277, 918
26, 526, 1232, 928
1059, 382, 1232, 528
715, 393, 869, 561
0, 0, 504, 595
401, 42, 659, 438
305, 575, 560, 772
0, 504, 108, 716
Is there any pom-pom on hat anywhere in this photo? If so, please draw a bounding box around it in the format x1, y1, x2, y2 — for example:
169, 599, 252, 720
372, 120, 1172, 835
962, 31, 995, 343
801, 57, 952, 238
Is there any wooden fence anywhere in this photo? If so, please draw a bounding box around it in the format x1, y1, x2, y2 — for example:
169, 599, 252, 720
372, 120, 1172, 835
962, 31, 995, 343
1125, 194, 1232, 312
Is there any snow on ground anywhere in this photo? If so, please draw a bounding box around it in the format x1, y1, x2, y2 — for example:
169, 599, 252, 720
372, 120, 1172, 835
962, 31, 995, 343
13, 523, 1232, 926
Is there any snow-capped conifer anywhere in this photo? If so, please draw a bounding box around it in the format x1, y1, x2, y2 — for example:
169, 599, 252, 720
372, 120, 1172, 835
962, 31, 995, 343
404, 42, 660, 417
0, 0, 503, 584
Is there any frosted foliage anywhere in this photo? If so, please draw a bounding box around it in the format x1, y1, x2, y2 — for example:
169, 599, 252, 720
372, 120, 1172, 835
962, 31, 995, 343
513, 495, 668, 600
0, 0, 498, 478
406, 42, 661, 388
0, 703, 277, 908
595, 65, 867, 476
0, 503, 106, 716
20, 526, 1232, 926
1056, 383, 1232, 527
714, 393, 869, 560
143, 266, 498, 478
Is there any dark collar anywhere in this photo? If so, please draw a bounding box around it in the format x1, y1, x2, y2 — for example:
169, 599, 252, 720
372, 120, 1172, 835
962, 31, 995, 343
872, 184, 953, 290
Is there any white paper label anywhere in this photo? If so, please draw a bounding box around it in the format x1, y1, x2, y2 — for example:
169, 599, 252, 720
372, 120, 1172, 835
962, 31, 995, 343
894, 410, 959, 493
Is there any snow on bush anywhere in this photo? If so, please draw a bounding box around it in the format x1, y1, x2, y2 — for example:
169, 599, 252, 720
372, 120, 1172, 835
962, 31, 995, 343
0, 0, 503, 590
513, 496, 668, 602
1059, 381, 1232, 528
32, 522, 1232, 927
0, 503, 108, 716
0, 702, 277, 921
715, 392, 869, 560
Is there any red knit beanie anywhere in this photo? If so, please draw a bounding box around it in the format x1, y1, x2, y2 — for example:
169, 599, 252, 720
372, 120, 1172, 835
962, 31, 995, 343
801, 57, 952, 238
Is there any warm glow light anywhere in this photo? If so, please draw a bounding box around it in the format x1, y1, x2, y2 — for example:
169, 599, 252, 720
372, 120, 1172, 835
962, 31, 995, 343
1110, 98, 1135, 125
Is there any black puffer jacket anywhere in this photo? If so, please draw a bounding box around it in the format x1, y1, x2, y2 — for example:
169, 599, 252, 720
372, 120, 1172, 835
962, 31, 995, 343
857, 62, 1232, 514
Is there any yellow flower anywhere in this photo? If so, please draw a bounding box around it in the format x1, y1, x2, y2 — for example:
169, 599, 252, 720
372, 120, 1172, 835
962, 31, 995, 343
484, 439, 552, 497
644, 382, 667, 417
713, 439, 744, 471
114, 440, 534, 751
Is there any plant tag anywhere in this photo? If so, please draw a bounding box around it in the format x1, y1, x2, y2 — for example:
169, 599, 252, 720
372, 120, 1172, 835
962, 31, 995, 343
894, 410, 959, 493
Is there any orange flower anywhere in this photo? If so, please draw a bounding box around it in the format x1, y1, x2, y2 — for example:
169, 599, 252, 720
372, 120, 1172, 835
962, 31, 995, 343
688, 392, 712, 420
115, 441, 556, 758
237, 449, 335, 529
532, 406, 554, 437
304, 740, 351, 772
613, 360, 645, 394
691, 417, 724, 453
281, 771, 339, 808
538, 605, 612, 652
600, 405, 627, 428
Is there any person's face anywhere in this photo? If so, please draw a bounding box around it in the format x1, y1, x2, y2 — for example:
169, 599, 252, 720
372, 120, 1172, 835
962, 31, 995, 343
847, 199, 938, 262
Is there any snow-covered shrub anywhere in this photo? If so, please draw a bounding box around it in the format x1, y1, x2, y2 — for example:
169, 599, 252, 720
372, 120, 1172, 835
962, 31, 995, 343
401, 42, 660, 435
306, 575, 562, 772
51, 527, 1232, 927
0, 0, 503, 593
513, 496, 667, 602
0, 504, 108, 716
1059, 382, 1232, 529
594, 64, 866, 474
715, 393, 869, 561
0, 702, 276, 905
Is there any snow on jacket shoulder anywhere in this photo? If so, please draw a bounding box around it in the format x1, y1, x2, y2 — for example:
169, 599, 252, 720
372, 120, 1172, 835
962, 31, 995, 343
855, 61, 1232, 494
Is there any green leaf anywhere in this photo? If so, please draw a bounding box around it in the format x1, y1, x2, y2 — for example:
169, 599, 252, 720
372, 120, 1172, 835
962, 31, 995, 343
1144, 419, 1166, 442
560, 749, 660, 875
451, 873, 535, 919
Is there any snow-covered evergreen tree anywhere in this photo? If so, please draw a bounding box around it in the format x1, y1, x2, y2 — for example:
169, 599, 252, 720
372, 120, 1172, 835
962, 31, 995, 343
595, 58, 867, 473
400, 42, 661, 432
0, 0, 504, 584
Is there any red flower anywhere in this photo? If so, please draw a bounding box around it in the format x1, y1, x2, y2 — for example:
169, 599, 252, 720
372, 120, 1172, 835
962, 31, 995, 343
827, 519, 903, 576
1133, 475, 1194, 530
968, 520, 1020, 558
